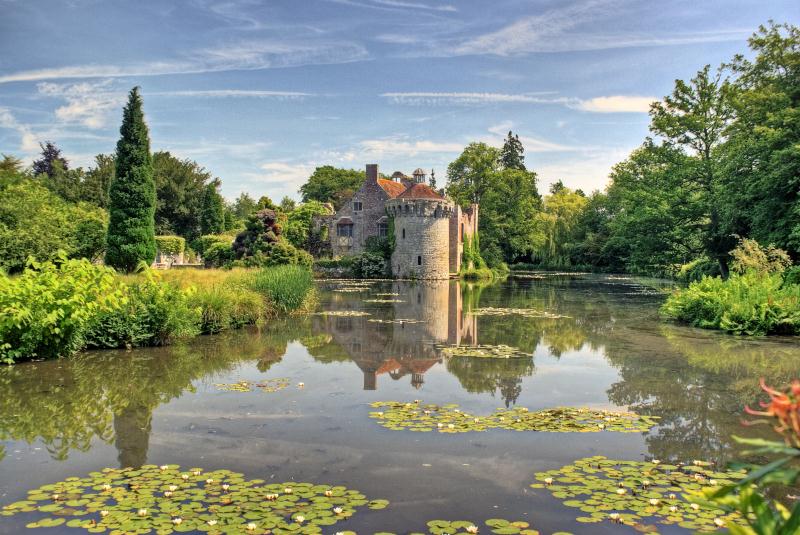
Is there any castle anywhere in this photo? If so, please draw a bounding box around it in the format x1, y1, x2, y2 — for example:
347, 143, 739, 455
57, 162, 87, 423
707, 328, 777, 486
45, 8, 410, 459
320, 164, 478, 279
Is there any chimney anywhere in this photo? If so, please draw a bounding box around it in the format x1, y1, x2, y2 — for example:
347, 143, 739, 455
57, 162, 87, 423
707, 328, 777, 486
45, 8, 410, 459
366, 163, 378, 183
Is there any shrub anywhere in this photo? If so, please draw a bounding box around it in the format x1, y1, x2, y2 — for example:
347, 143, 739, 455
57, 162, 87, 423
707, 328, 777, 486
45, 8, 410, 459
191, 234, 233, 258
248, 265, 314, 314
203, 242, 234, 267
154, 235, 185, 256
730, 237, 791, 275
84, 269, 200, 348
352, 252, 388, 278
784, 266, 800, 287
0, 256, 126, 363
675, 257, 721, 283
661, 271, 800, 335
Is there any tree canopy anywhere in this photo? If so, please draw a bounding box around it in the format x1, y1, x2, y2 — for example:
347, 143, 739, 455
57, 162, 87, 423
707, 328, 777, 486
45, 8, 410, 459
299, 166, 365, 210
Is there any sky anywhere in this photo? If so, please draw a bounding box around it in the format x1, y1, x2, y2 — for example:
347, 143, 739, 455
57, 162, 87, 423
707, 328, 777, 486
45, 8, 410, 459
0, 0, 797, 201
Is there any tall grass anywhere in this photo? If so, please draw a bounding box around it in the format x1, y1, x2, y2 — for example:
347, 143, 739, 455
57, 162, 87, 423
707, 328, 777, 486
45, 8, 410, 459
248, 264, 315, 314
661, 272, 800, 336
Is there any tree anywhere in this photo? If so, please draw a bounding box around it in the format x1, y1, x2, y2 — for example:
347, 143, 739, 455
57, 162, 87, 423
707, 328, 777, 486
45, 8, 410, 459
650, 64, 734, 275
153, 151, 211, 239
232, 192, 257, 220
299, 166, 365, 210
279, 196, 296, 212
81, 154, 115, 208
200, 180, 225, 235
533, 185, 589, 267
446, 142, 500, 206
283, 201, 332, 249
0, 154, 24, 175
105, 87, 156, 272
500, 131, 526, 170
32, 142, 68, 178
428, 170, 437, 190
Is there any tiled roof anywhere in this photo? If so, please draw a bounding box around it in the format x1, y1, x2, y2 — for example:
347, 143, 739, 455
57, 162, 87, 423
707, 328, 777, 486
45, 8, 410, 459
397, 183, 445, 200
377, 178, 407, 198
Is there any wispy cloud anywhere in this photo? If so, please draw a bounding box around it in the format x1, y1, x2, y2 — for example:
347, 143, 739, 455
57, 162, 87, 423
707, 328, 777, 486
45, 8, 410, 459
326, 0, 456, 12
359, 137, 464, 157
382, 91, 656, 113
382, 92, 571, 105
37, 80, 126, 129
151, 89, 313, 99
572, 95, 655, 113
0, 107, 39, 152
0, 40, 368, 84
485, 122, 580, 153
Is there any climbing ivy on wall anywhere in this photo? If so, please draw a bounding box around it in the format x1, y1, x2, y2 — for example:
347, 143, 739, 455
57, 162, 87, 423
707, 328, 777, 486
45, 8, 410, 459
461, 233, 487, 272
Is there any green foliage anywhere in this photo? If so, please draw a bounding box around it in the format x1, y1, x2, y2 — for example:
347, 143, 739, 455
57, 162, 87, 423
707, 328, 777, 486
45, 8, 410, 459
283, 200, 332, 250
532, 185, 588, 268
730, 237, 792, 275
81, 154, 115, 208
105, 87, 157, 272
0, 256, 125, 363
446, 142, 500, 206
247, 265, 314, 314
85, 270, 199, 349
661, 272, 800, 335
200, 180, 225, 235
352, 251, 388, 279
500, 130, 526, 170
0, 177, 108, 272
191, 234, 233, 258
784, 266, 800, 287
152, 151, 213, 239
203, 241, 235, 267
299, 165, 365, 210
190, 283, 264, 334
154, 235, 185, 256
676, 257, 721, 283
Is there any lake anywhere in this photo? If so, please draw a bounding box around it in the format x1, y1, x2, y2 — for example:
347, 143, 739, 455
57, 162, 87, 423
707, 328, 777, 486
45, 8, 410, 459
1, 274, 799, 534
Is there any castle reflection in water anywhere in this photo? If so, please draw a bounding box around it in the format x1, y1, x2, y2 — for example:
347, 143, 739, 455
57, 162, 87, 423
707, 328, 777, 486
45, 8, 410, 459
312, 280, 477, 390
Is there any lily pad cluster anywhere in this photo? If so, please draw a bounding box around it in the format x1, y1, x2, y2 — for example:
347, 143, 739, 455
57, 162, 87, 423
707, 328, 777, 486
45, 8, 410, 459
369, 402, 658, 433
313, 310, 371, 317
530, 456, 746, 532
423, 518, 543, 535
332, 287, 369, 293
1, 464, 387, 534
468, 308, 570, 320
214, 378, 290, 393
374, 293, 400, 297
436, 344, 530, 359
363, 299, 405, 304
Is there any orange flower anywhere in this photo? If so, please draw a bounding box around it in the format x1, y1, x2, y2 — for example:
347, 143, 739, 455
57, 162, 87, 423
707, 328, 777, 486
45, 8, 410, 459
745, 378, 800, 447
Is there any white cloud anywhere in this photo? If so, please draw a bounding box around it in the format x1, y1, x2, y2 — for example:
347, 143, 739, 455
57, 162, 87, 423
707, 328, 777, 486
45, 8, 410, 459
0, 40, 368, 84
327, 0, 456, 12
359, 138, 464, 157
0, 106, 39, 153
253, 162, 313, 185
152, 89, 312, 99
536, 147, 634, 193
485, 122, 579, 153
37, 79, 126, 129
382, 92, 570, 106
572, 95, 656, 113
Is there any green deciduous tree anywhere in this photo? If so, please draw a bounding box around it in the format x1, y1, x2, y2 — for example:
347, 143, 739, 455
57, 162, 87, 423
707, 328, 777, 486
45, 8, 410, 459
81, 154, 115, 208
153, 151, 213, 239
446, 142, 500, 206
105, 87, 156, 272
299, 165, 365, 210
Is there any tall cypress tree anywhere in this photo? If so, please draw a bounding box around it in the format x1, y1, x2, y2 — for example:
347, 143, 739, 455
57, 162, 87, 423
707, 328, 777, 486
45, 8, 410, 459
200, 180, 225, 235
105, 87, 156, 271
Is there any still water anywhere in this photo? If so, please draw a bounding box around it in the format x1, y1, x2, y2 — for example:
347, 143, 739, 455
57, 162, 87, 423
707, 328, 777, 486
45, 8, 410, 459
1, 275, 799, 534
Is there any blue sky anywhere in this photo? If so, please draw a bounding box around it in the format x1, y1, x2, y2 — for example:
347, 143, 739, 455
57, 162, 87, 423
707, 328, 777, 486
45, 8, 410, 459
1, 0, 797, 201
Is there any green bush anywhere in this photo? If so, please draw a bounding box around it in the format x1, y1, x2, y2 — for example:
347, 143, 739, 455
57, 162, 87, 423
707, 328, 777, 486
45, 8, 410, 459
784, 266, 800, 287
154, 235, 185, 255
190, 284, 263, 334
675, 257, 721, 283
203, 242, 234, 267
84, 270, 200, 348
352, 252, 388, 278
248, 265, 314, 314
661, 271, 800, 335
190, 234, 233, 257
0, 256, 126, 363
231, 241, 312, 269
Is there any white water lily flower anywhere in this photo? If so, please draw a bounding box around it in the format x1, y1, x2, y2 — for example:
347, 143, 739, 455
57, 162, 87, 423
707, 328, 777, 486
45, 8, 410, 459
169, 485, 178, 491
159, 465, 169, 471
616, 488, 626, 495
652, 459, 661, 465
447, 424, 455, 429
99, 510, 109, 518
206, 478, 214, 484
222, 484, 230, 491
714, 518, 725, 527
172, 518, 182, 525
333, 507, 343, 514
544, 477, 553, 485
207, 520, 218, 526
669, 505, 678, 513
247, 522, 257, 530
598, 423, 606, 429
709, 479, 717, 485
181, 474, 190, 480
101, 484, 111, 491
193, 470, 202, 476
324, 490, 333, 497
437, 423, 443, 428
52, 494, 60, 500
669, 493, 677, 500
138, 509, 147, 517
474, 418, 480, 423
414, 399, 421, 403
376, 412, 384, 417
609, 513, 620, 521
649, 498, 659, 506
296, 515, 305, 523
466, 525, 479, 533
642, 480, 651, 487
164, 491, 173, 498
284, 487, 293, 494
690, 503, 700, 510
297, 382, 305, 388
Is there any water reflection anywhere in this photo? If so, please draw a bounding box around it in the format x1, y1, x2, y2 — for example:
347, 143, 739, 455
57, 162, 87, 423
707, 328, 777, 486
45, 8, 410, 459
0, 275, 798, 473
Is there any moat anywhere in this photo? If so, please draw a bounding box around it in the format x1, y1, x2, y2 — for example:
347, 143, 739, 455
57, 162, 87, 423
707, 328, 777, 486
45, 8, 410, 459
1, 274, 799, 534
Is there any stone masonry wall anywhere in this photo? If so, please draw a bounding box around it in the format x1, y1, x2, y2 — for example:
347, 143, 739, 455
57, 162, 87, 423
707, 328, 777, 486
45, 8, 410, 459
330, 164, 390, 257
388, 198, 453, 279
448, 203, 479, 272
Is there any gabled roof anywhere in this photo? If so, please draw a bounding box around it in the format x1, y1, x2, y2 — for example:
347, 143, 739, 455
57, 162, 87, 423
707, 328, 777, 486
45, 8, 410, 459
377, 178, 407, 198
397, 183, 445, 200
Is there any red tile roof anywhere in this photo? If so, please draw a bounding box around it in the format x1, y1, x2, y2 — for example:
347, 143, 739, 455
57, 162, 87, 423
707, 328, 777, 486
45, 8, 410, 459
397, 183, 445, 200
377, 178, 407, 198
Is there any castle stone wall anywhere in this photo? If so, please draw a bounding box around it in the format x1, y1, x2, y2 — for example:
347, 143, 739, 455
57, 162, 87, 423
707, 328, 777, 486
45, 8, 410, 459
387, 198, 453, 279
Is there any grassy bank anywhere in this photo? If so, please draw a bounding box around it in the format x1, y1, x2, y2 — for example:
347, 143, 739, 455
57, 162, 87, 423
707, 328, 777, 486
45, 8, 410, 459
0, 258, 315, 364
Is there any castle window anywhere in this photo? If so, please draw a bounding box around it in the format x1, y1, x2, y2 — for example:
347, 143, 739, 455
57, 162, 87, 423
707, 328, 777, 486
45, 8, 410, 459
402, 228, 405, 239
353, 201, 362, 211
337, 223, 353, 237
417, 255, 422, 266
378, 222, 388, 237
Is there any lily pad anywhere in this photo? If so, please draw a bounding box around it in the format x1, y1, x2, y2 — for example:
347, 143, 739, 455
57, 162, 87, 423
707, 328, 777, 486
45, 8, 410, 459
467, 307, 570, 319
214, 378, 290, 393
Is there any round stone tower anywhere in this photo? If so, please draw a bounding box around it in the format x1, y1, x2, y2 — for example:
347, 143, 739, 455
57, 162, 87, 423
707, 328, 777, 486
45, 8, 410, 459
386, 184, 453, 279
